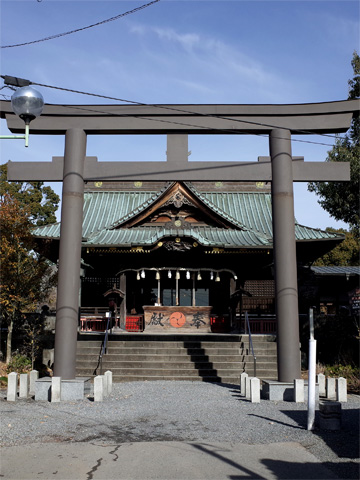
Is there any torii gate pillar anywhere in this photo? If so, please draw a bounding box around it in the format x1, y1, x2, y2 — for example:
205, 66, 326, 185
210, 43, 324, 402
53, 129, 86, 379
270, 129, 301, 382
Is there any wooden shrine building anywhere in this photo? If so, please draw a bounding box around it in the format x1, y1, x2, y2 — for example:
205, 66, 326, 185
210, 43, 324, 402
33, 179, 343, 334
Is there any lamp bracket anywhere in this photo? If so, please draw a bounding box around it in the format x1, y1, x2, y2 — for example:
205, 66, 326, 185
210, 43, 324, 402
1, 75, 32, 87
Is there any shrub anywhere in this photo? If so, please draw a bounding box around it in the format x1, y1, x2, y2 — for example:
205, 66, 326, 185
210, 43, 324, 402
6, 354, 31, 374
0, 376, 7, 386
324, 364, 360, 394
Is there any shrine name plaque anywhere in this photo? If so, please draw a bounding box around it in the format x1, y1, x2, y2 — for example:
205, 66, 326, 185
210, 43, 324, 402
143, 306, 212, 333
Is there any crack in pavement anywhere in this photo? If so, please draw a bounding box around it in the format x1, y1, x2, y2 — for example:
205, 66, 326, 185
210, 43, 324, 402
86, 457, 103, 480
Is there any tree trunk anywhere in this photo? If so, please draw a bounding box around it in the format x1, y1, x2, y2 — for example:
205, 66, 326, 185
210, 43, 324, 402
6, 316, 14, 364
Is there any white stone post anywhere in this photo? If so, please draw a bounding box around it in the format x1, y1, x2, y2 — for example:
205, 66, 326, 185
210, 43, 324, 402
250, 377, 260, 403
245, 376, 253, 400
19, 374, 29, 398
105, 371, 113, 395
336, 377, 347, 403
94, 375, 104, 402
7, 372, 18, 402
102, 374, 108, 397
29, 370, 39, 396
240, 372, 248, 396
317, 373, 326, 397
294, 379, 304, 403
51, 377, 62, 402
326, 377, 336, 400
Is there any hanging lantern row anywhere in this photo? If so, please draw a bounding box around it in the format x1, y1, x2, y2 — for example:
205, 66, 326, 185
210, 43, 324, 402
133, 268, 238, 282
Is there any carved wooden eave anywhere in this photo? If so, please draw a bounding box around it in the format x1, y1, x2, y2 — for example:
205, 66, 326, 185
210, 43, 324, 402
111, 181, 244, 230
103, 285, 125, 298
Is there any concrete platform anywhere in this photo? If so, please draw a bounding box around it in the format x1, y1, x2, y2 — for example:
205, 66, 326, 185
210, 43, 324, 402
34, 377, 91, 401
262, 380, 319, 402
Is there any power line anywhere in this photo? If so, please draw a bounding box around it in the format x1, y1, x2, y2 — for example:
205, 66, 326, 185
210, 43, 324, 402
1, 0, 160, 49
29, 80, 346, 147
1, 75, 350, 146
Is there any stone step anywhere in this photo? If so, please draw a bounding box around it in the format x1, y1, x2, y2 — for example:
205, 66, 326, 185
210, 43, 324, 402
77, 369, 277, 380
114, 376, 225, 383
109, 376, 277, 383
77, 360, 277, 370
75, 334, 278, 382
76, 369, 278, 381
76, 353, 259, 363
106, 347, 241, 355
77, 337, 276, 349
76, 354, 276, 364
76, 345, 276, 356
76, 355, 276, 367
75, 349, 276, 358
77, 365, 278, 376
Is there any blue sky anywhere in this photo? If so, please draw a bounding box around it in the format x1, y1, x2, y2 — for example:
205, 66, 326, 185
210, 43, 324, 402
1, 0, 359, 229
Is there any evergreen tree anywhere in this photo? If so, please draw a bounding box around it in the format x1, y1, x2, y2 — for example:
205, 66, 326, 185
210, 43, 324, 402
308, 52, 360, 238
313, 228, 359, 266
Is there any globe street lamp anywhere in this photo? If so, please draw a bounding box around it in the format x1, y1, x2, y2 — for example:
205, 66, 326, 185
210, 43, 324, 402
1, 85, 44, 147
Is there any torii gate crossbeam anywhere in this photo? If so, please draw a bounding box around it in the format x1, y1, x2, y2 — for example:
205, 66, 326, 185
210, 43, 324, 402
2, 99, 357, 382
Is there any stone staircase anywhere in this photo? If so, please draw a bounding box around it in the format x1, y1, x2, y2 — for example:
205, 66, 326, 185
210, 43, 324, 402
76, 334, 277, 384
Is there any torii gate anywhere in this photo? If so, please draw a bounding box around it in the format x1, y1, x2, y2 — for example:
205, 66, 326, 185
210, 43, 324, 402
1, 99, 358, 383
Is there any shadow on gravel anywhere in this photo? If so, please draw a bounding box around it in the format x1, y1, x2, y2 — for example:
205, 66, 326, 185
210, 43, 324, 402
282, 408, 360, 459
248, 413, 305, 430
282, 408, 360, 480
208, 382, 243, 399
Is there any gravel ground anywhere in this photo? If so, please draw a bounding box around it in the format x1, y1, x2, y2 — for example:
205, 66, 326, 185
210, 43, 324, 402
0, 381, 359, 479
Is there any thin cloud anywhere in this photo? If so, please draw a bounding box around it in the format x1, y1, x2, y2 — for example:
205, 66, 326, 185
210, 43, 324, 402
153, 27, 201, 53
130, 24, 293, 102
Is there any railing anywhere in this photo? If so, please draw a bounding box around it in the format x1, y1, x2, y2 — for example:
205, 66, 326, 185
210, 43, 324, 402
81, 306, 108, 316
243, 314, 277, 334
244, 311, 257, 378
80, 316, 107, 332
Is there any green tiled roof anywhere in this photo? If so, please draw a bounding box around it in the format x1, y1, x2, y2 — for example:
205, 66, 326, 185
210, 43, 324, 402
32, 185, 343, 249
86, 226, 271, 248
200, 190, 273, 236
311, 266, 360, 276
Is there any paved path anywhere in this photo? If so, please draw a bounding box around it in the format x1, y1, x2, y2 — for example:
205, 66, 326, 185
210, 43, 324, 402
1, 440, 339, 479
